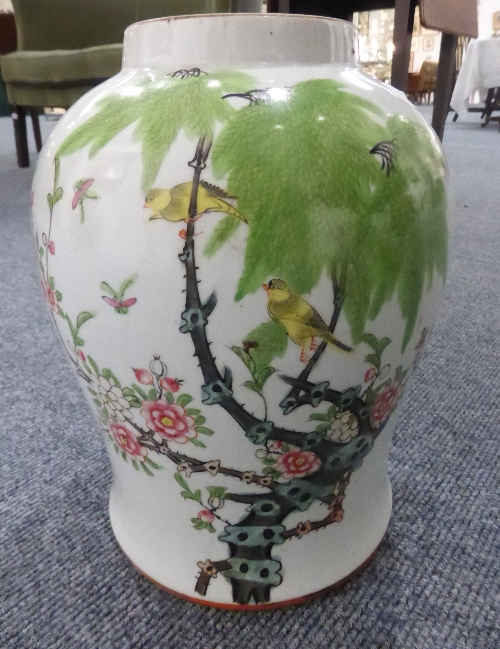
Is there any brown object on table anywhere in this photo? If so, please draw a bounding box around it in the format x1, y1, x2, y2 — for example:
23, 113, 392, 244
271, 0, 478, 142
407, 60, 438, 103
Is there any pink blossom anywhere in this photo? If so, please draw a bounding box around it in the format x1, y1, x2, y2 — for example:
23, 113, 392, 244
48, 240, 55, 255
41, 280, 58, 313
140, 400, 196, 444
370, 383, 401, 427
77, 350, 86, 362
110, 422, 146, 460
364, 367, 376, 383
275, 450, 321, 480
198, 510, 215, 523
268, 440, 283, 452
134, 368, 154, 385
159, 377, 181, 393
72, 179, 94, 210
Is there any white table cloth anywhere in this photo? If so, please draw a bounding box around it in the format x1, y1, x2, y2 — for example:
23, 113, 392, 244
450, 38, 500, 118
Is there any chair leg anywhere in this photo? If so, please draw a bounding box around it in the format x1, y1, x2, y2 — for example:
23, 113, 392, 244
391, 0, 417, 92
29, 108, 43, 152
431, 33, 458, 142
12, 105, 29, 168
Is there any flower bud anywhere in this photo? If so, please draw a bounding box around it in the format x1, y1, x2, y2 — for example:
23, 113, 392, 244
133, 368, 154, 385
149, 355, 167, 378
255, 448, 268, 459
48, 240, 56, 255
208, 496, 223, 510
159, 377, 182, 393
198, 509, 215, 523
42, 232, 48, 245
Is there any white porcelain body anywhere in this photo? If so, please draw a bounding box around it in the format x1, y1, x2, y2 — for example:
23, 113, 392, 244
32, 14, 447, 608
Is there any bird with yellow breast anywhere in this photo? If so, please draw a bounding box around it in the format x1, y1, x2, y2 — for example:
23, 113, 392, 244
144, 180, 247, 234
263, 279, 352, 363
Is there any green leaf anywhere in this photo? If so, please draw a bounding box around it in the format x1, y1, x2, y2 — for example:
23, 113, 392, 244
262, 467, 276, 475
121, 450, 127, 462
165, 391, 174, 404
194, 426, 213, 436
176, 394, 192, 407
327, 404, 338, 419
87, 387, 97, 396
189, 438, 206, 448
100, 281, 117, 297
129, 399, 142, 409
39, 246, 44, 257
361, 333, 379, 352
92, 398, 101, 407
207, 486, 227, 499
48, 276, 55, 290
47, 193, 53, 210
262, 458, 276, 465
281, 442, 291, 453
194, 415, 205, 425
83, 189, 98, 199
239, 320, 288, 375
76, 311, 93, 329
206, 523, 216, 533
365, 354, 380, 370
376, 337, 391, 356
140, 462, 154, 476
88, 356, 99, 374
55, 291, 63, 301
99, 407, 109, 423
186, 408, 201, 416
53, 186, 63, 204
309, 413, 331, 422
204, 214, 242, 257
74, 337, 84, 347
231, 346, 252, 371
118, 275, 136, 299
131, 459, 139, 471
193, 489, 202, 503
244, 380, 261, 394
316, 422, 331, 434
174, 472, 189, 491
257, 366, 275, 389
148, 388, 157, 401
122, 387, 135, 397
270, 470, 281, 479
132, 383, 148, 399
102, 368, 112, 381
144, 457, 161, 469
113, 444, 119, 453
365, 386, 376, 406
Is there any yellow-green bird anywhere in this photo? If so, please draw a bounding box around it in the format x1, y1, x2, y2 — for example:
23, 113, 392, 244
144, 180, 247, 224
263, 279, 352, 363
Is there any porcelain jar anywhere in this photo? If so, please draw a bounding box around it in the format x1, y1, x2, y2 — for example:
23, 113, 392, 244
32, 14, 448, 609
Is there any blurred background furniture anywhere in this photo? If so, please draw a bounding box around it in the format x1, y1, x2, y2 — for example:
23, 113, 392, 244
450, 38, 500, 129
0, 0, 233, 167
407, 60, 438, 103
268, 0, 478, 141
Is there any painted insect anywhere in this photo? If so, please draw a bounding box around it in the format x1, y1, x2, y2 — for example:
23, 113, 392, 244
100, 276, 137, 314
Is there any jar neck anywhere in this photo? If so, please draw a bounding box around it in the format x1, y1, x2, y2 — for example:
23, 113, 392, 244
123, 14, 358, 71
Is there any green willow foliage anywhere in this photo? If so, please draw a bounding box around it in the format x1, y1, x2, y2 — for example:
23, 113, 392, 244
56, 74, 447, 351
212, 80, 447, 349
57, 70, 255, 191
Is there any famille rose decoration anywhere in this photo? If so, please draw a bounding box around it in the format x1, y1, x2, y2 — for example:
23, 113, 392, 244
32, 15, 448, 609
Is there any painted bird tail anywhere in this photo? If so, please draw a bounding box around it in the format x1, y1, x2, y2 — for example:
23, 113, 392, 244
324, 333, 352, 352
211, 199, 248, 223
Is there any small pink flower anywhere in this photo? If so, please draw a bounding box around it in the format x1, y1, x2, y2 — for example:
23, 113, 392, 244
77, 350, 86, 362
41, 281, 58, 313
370, 383, 401, 427
198, 510, 215, 523
48, 240, 55, 255
275, 450, 321, 480
72, 179, 94, 210
134, 368, 154, 385
268, 440, 283, 452
159, 377, 181, 393
364, 368, 376, 383
140, 400, 196, 444
110, 422, 146, 460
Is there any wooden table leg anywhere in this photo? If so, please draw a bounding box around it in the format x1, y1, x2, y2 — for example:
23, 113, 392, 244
29, 108, 43, 152
12, 105, 29, 168
391, 0, 417, 92
431, 32, 458, 141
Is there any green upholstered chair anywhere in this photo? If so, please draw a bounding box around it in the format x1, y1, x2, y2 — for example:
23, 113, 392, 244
1, 0, 231, 167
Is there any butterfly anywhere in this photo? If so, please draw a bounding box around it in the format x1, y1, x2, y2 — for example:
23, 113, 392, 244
100, 276, 137, 314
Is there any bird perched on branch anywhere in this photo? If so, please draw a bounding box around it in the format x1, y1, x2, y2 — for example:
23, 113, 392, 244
263, 279, 352, 363
144, 181, 247, 225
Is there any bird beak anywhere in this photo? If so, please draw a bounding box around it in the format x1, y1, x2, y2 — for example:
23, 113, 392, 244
262, 284, 269, 292
143, 203, 148, 209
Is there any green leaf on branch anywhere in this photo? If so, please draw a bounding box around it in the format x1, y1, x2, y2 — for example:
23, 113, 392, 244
176, 394, 192, 407
140, 462, 154, 476
144, 457, 161, 470
121, 450, 127, 462
53, 186, 63, 204
231, 346, 252, 371
102, 368, 112, 381
206, 523, 216, 533
131, 459, 139, 471
309, 413, 331, 422
76, 311, 94, 329
48, 276, 55, 290
88, 356, 99, 375
74, 337, 84, 347
244, 380, 261, 394
194, 426, 213, 436
376, 337, 391, 356
39, 246, 44, 257
365, 353, 380, 370
207, 486, 227, 500
174, 472, 189, 491
205, 215, 242, 258
122, 387, 135, 397
361, 333, 379, 352
165, 391, 174, 404
92, 398, 101, 407
262, 458, 276, 465
186, 408, 201, 416
189, 438, 206, 448
132, 383, 148, 399
257, 366, 275, 389
194, 415, 205, 425
316, 422, 331, 434
239, 320, 288, 375
55, 291, 63, 301
47, 193, 53, 210
328, 404, 338, 419
148, 388, 157, 401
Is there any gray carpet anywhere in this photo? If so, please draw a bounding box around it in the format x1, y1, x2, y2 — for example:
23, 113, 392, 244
1, 108, 499, 649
